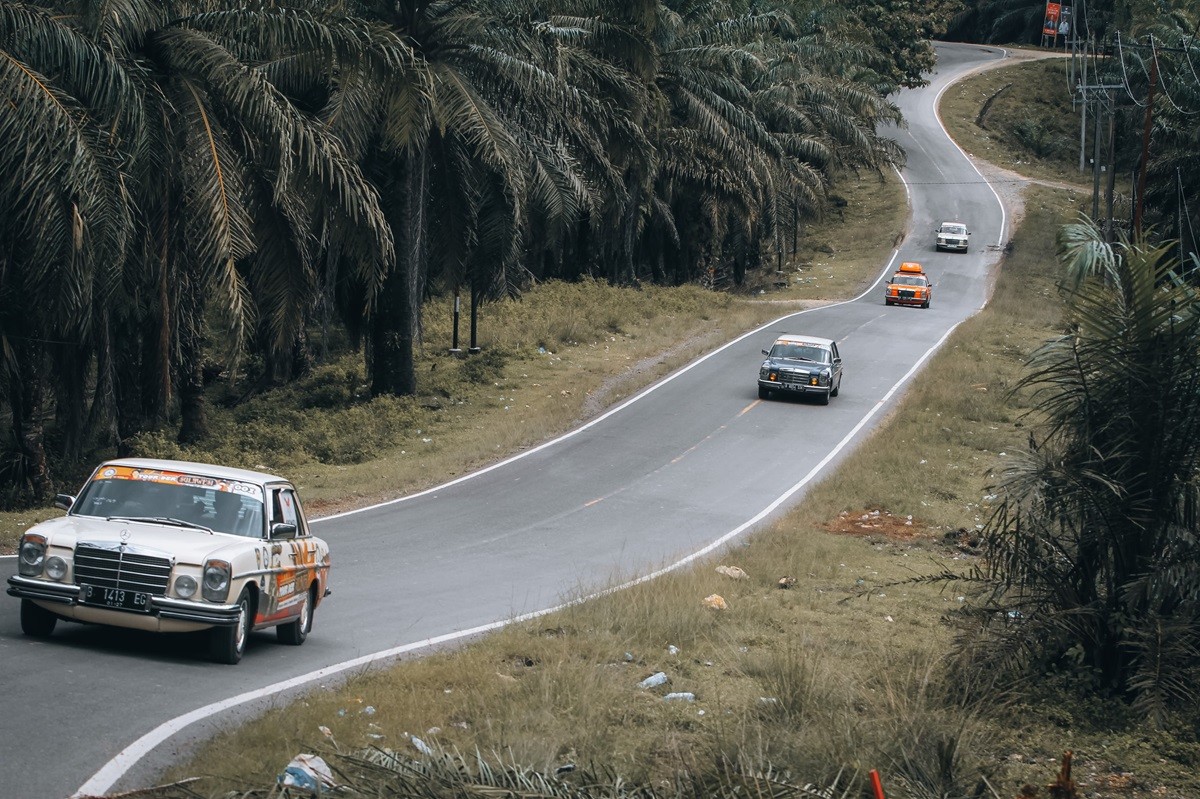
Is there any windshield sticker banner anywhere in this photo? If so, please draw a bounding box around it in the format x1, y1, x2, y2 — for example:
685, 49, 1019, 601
95, 466, 264, 502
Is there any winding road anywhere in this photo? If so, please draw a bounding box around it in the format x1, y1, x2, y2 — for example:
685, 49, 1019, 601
1, 42, 1010, 799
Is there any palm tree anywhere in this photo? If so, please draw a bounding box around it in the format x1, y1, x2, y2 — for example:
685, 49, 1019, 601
1, 0, 139, 498
971, 221, 1200, 721
1, 1, 396, 498
333, 0, 606, 396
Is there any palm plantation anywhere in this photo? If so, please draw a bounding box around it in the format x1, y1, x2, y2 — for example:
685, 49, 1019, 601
1, 0, 916, 496
4, 0, 1200, 793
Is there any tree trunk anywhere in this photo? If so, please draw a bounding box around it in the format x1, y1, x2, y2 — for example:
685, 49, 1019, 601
9, 341, 53, 503
370, 150, 428, 397
370, 265, 417, 396
176, 276, 208, 445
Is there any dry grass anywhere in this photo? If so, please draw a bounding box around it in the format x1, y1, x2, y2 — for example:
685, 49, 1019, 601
0, 172, 906, 553
939, 54, 1091, 190
31, 60, 1200, 798
160, 185, 1200, 799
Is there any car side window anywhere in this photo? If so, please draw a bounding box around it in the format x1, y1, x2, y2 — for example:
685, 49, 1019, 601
273, 488, 305, 536
832, 343, 840, 362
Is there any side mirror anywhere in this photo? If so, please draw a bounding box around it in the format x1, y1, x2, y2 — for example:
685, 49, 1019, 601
270, 522, 298, 540
54, 494, 75, 512
761, 349, 769, 356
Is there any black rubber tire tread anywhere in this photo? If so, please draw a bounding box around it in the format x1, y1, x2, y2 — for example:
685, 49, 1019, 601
20, 599, 58, 638
276, 584, 315, 646
210, 589, 251, 665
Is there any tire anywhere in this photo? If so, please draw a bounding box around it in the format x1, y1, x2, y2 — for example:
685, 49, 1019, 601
758, 386, 770, 400
884, 299, 893, 306
210, 588, 251, 664
922, 299, 930, 309
817, 391, 830, 406
20, 599, 58, 638
277, 585, 315, 646
831, 378, 840, 398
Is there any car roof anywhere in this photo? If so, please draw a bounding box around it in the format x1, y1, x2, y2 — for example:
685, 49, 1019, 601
773, 334, 835, 347
940, 221, 966, 227
96, 457, 289, 486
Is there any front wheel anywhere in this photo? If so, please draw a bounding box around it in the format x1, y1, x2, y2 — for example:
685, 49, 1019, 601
817, 391, 830, 406
922, 299, 930, 309
277, 585, 315, 646
758, 386, 770, 400
210, 588, 251, 664
21, 599, 58, 638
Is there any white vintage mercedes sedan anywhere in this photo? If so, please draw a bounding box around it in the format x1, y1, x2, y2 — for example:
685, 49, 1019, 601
7, 458, 330, 663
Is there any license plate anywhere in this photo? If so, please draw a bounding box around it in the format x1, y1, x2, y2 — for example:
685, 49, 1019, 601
80, 584, 151, 613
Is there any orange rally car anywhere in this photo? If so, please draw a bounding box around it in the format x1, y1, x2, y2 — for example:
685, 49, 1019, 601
884, 262, 931, 308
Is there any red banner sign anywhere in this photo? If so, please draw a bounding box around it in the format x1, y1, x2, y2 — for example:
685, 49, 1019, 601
1043, 2, 1062, 36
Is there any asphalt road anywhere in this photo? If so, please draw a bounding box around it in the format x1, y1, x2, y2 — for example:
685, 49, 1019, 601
1, 42, 1009, 799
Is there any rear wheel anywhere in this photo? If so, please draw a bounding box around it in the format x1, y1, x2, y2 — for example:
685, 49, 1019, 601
277, 585, 315, 646
210, 588, 251, 664
20, 599, 58, 638
758, 386, 770, 400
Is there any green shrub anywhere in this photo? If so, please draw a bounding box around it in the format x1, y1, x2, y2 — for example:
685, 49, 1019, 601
460, 349, 509, 384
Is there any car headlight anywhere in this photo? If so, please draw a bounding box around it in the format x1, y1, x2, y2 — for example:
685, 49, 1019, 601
18, 535, 47, 576
202, 560, 231, 602
819, 369, 831, 385
44, 556, 67, 581
175, 574, 198, 599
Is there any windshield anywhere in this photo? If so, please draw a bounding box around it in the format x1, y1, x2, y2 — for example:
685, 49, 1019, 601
893, 275, 927, 286
941, 224, 966, 235
769, 343, 831, 363
73, 466, 265, 538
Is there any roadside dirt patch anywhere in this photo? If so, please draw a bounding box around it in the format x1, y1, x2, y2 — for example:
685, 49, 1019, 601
824, 508, 930, 540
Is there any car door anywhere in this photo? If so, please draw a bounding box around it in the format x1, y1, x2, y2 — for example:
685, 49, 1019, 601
275, 487, 315, 617
831, 342, 843, 386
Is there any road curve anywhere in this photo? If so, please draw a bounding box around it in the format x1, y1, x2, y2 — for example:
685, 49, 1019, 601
1, 42, 1008, 799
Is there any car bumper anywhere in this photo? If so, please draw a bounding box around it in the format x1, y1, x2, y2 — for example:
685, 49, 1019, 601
758, 379, 831, 396
8, 574, 241, 627
937, 240, 968, 251
886, 295, 928, 306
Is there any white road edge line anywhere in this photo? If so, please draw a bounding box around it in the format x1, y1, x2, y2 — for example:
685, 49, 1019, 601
313, 246, 904, 524
932, 46, 1009, 247
73, 47, 1016, 790
74, 317, 961, 799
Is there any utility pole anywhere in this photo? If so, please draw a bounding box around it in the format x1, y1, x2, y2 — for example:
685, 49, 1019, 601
1105, 96, 1117, 242
1133, 37, 1158, 239
1078, 36, 1088, 173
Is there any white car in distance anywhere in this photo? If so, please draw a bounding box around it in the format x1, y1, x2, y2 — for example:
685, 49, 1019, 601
935, 221, 970, 252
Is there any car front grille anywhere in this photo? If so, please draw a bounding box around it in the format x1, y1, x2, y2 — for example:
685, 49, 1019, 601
74, 543, 172, 595
777, 369, 812, 388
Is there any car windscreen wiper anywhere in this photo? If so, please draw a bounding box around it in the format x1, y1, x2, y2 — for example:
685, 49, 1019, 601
107, 515, 214, 533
